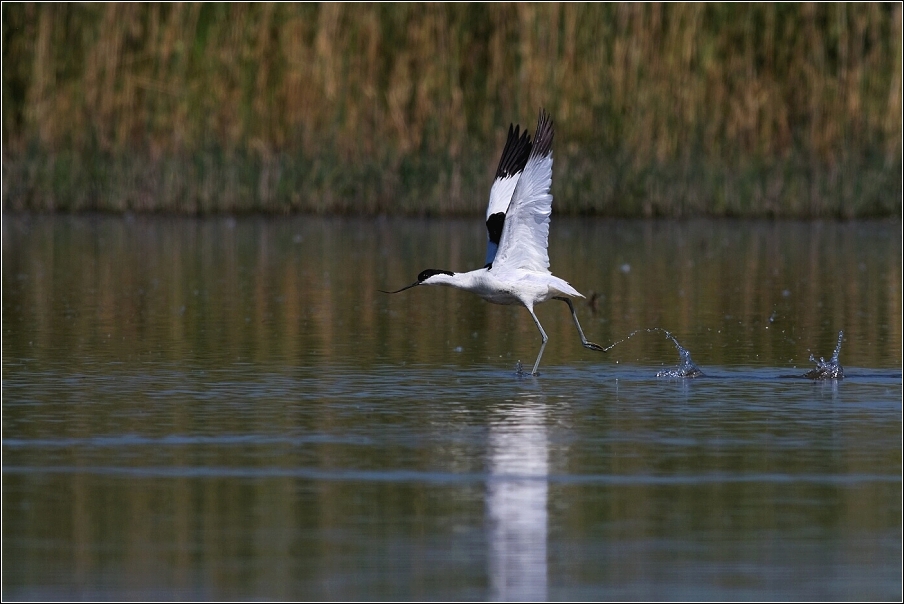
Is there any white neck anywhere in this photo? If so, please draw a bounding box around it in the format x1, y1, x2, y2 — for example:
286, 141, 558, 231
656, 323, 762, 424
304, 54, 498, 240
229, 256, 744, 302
422, 269, 483, 292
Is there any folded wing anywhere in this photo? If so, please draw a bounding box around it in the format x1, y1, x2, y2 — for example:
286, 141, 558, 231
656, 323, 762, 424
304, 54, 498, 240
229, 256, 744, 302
490, 109, 554, 274
484, 124, 532, 267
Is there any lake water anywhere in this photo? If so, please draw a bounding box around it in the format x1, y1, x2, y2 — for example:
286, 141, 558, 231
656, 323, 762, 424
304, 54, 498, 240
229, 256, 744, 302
3, 215, 901, 600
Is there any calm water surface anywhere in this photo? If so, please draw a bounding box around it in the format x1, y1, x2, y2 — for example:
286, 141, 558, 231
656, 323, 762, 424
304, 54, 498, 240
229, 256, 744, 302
3, 215, 902, 600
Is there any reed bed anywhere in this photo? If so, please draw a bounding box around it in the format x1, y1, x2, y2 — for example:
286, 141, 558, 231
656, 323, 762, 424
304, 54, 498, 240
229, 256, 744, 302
2, 3, 901, 216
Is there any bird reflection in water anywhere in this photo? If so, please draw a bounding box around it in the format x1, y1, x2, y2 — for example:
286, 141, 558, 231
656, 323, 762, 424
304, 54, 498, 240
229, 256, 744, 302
486, 396, 549, 601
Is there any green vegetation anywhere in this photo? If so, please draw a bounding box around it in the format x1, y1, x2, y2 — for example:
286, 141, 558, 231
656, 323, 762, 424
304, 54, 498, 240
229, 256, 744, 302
2, 3, 901, 216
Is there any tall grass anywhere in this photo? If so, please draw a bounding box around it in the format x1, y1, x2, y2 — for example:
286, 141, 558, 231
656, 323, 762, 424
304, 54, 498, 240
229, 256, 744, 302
2, 3, 901, 216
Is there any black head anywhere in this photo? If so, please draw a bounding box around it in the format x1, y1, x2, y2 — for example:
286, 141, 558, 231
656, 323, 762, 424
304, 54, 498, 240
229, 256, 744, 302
417, 269, 454, 282
380, 269, 454, 294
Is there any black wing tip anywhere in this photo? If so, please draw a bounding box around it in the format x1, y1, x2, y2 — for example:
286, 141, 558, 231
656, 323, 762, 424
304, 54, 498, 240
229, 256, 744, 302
495, 122, 533, 179
531, 107, 554, 158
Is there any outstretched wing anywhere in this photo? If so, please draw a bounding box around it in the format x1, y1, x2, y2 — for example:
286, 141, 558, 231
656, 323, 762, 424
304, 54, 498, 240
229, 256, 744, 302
490, 109, 554, 274
484, 123, 532, 267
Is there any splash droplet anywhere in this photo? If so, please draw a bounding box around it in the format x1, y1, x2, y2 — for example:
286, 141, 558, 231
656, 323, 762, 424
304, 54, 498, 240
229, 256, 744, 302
803, 330, 844, 380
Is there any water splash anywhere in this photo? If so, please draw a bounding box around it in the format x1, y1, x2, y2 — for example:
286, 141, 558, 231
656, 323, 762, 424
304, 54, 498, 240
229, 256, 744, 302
603, 328, 704, 378
600, 327, 651, 352
655, 330, 704, 378
514, 360, 525, 377
803, 330, 844, 380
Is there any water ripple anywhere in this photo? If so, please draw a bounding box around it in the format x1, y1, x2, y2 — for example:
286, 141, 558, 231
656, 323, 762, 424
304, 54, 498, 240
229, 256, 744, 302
2, 464, 898, 486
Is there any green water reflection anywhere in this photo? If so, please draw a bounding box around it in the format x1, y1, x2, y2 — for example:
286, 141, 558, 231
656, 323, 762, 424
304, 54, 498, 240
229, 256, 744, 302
3, 216, 900, 370
2, 216, 901, 600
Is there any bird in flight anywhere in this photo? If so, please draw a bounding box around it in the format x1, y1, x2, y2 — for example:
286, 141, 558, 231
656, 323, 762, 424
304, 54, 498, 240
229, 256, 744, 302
381, 109, 604, 375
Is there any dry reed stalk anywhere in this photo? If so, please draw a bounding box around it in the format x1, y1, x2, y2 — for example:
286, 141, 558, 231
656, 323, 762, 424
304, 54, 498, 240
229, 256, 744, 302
2, 3, 900, 215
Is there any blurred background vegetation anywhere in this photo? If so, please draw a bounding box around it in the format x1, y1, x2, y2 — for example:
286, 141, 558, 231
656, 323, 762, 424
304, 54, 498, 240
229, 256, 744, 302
2, 3, 901, 216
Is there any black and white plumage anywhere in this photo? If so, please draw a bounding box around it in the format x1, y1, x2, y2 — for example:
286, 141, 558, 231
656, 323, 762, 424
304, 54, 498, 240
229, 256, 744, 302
381, 109, 604, 375
484, 122, 532, 267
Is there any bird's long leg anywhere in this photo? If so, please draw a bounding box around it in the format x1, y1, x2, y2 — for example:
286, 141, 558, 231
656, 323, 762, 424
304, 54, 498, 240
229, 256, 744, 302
554, 296, 605, 352
525, 305, 549, 376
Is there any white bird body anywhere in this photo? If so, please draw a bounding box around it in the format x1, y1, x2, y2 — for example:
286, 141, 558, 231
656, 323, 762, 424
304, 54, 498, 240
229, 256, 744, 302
424, 269, 582, 307
382, 109, 603, 375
